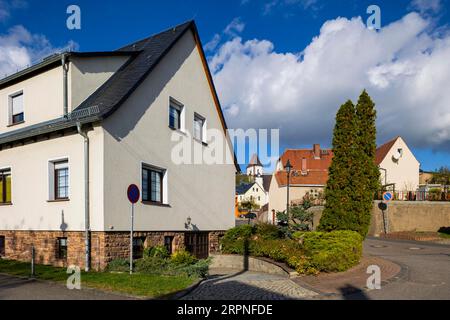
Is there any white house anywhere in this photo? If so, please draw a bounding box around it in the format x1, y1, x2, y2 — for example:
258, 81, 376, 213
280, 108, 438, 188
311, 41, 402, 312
236, 181, 267, 209
376, 136, 420, 193
236, 154, 272, 210
0, 21, 237, 270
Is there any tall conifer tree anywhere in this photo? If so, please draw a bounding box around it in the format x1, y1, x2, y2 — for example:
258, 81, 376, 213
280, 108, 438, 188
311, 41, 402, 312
352, 90, 380, 236
319, 100, 356, 232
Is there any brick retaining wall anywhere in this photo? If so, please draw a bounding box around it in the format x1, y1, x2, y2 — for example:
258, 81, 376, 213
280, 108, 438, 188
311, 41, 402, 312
0, 230, 225, 271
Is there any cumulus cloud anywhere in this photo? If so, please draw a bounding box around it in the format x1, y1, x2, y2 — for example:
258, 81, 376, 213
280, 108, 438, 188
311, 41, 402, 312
209, 12, 450, 152
0, 25, 78, 78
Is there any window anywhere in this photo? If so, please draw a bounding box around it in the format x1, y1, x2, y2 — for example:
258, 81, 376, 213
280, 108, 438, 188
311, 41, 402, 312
164, 236, 174, 255
0, 169, 11, 204
9, 92, 24, 125
133, 237, 145, 259
142, 165, 165, 204
194, 113, 206, 142
0, 236, 5, 257
49, 160, 69, 201
54, 161, 69, 200
56, 238, 68, 260
169, 99, 184, 130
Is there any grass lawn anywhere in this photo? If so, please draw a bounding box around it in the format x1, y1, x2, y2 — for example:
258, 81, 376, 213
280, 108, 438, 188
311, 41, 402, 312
0, 259, 197, 298
439, 232, 450, 239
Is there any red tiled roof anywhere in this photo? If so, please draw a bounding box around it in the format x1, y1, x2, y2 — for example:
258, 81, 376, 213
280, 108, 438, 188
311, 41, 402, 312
275, 147, 333, 186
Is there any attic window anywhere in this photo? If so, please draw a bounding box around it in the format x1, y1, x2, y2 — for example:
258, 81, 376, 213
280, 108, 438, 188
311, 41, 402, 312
9, 92, 24, 125
169, 98, 184, 131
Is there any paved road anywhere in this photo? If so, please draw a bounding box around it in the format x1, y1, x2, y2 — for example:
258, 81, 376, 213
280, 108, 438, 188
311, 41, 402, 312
182, 269, 317, 300
0, 274, 132, 300
339, 238, 450, 300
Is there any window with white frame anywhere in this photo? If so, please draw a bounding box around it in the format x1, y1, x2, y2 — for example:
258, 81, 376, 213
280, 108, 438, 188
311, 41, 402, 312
142, 164, 167, 204
169, 98, 184, 131
194, 113, 206, 142
49, 160, 69, 200
9, 92, 24, 125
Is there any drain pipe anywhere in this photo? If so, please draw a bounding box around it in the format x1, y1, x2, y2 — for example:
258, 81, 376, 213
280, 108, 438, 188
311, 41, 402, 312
77, 122, 91, 272
62, 54, 69, 118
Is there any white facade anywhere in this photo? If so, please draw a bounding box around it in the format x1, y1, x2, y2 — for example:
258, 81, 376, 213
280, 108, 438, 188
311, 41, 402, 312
0, 29, 235, 233
378, 137, 420, 191
237, 182, 267, 208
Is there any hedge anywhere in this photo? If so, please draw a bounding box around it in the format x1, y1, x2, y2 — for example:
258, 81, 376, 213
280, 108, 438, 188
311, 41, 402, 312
221, 225, 363, 274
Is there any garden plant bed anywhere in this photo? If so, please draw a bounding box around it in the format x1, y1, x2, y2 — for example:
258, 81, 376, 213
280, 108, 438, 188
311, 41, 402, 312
0, 258, 198, 299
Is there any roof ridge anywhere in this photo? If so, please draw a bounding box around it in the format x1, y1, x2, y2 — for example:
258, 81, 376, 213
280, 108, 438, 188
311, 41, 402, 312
116, 20, 194, 51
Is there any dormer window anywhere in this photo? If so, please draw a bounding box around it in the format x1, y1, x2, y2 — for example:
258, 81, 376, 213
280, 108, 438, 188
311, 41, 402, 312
9, 91, 24, 125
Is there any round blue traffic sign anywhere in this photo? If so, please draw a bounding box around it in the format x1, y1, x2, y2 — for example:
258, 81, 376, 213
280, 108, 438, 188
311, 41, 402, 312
382, 192, 393, 203
127, 184, 140, 204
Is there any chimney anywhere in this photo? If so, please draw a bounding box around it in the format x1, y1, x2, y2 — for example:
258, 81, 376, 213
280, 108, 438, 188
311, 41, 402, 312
301, 157, 307, 175
313, 144, 321, 159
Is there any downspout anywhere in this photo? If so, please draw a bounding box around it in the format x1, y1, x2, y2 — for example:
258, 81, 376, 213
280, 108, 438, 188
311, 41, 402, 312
61, 53, 69, 118
77, 122, 91, 272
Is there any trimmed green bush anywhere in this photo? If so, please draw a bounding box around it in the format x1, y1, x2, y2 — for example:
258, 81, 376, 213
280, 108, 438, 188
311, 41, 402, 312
221, 226, 363, 275
254, 223, 283, 240
293, 230, 363, 272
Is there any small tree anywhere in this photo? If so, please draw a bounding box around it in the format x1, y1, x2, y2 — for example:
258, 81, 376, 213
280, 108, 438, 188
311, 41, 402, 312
240, 199, 260, 211
276, 202, 314, 232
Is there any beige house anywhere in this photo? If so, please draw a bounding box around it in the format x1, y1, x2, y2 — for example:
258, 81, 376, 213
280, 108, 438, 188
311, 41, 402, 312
0, 21, 237, 270
376, 136, 420, 192
268, 145, 332, 224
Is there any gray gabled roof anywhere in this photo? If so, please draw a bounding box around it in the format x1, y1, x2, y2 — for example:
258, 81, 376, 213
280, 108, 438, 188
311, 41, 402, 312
0, 21, 241, 172
0, 21, 194, 144
236, 183, 255, 195
73, 21, 193, 118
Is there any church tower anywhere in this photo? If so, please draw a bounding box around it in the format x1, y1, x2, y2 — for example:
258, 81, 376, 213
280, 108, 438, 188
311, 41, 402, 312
246, 154, 263, 177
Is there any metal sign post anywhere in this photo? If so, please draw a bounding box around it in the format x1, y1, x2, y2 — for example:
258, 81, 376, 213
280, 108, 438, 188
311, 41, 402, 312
127, 184, 140, 275
380, 192, 393, 234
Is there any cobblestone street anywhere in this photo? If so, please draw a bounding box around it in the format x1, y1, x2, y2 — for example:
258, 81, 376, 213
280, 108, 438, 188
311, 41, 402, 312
182, 269, 317, 300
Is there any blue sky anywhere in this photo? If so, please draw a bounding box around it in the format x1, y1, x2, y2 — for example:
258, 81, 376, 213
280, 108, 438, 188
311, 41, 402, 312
0, 0, 449, 171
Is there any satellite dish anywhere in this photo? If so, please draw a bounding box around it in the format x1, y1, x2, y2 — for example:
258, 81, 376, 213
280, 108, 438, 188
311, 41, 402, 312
392, 151, 402, 161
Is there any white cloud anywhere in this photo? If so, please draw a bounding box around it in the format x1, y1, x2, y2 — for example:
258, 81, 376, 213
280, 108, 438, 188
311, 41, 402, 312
210, 12, 450, 152
204, 18, 246, 53
410, 0, 442, 14
224, 17, 246, 36
0, 25, 78, 78
204, 34, 221, 52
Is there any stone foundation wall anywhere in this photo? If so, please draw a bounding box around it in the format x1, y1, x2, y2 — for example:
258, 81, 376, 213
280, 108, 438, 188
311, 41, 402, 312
0, 230, 225, 271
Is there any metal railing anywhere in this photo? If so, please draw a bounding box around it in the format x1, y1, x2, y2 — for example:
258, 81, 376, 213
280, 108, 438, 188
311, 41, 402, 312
375, 190, 450, 202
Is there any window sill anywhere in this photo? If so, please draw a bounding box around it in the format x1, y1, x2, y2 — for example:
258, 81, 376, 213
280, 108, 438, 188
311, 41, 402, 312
0, 202, 12, 206
142, 201, 171, 208
7, 121, 25, 127
194, 138, 208, 147
169, 126, 187, 136
47, 199, 70, 203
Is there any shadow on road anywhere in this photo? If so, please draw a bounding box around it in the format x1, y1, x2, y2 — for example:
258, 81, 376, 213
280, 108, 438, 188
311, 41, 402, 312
339, 284, 370, 300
